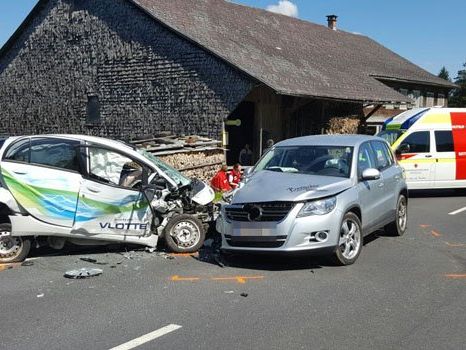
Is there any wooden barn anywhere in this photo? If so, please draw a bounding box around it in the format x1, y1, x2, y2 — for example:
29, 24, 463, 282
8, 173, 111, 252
0, 0, 456, 164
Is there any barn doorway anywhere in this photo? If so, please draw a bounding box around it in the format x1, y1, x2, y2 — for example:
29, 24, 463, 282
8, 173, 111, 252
226, 101, 255, 165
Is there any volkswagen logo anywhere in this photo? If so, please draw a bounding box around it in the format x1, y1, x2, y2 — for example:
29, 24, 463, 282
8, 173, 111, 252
245, 205, 263, 222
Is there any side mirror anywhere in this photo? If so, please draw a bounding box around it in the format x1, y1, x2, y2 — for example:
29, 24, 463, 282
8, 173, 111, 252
398, 143, 410, 154
361, 168, 381, 181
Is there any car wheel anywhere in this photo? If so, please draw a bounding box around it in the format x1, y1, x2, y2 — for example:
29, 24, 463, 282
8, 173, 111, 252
385, 194, 408, 236
333, 212, 363, 266
164, 214, 206, 253
0, 223, 31, 263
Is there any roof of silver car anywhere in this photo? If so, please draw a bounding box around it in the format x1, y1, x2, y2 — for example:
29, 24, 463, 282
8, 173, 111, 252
276, 134, 384, 147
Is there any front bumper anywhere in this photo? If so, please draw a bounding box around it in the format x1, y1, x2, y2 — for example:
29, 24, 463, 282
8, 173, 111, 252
217, 203, 343, 253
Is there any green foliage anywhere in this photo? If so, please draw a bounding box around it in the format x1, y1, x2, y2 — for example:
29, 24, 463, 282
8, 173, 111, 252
449, 61, 466, 107
438, 66, 451, 82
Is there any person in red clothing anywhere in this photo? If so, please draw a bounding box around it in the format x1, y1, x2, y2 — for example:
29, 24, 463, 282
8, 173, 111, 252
228, 163, 242, 189
210, 165, 232, 192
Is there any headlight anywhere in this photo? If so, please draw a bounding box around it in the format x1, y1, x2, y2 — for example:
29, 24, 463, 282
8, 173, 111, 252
297, 197, 336, 217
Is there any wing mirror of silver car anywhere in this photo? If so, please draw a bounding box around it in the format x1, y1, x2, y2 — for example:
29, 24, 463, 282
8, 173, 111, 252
361, 168, 381, 181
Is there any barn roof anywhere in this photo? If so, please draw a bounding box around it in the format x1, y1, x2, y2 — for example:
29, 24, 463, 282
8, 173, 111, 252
1, 0, 457, 104
131, 0, 456, 103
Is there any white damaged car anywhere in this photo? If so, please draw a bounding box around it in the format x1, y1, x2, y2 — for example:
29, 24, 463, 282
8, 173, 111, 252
0, 135, 215, 262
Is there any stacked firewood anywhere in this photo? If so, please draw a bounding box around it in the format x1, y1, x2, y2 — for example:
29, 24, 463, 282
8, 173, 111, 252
130, 134, 225, 182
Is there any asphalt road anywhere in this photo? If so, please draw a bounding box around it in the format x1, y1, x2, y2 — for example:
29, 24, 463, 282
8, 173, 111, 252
1, 190, 465, 350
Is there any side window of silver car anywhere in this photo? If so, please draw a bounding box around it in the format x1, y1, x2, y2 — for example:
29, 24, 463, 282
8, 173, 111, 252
358, 143, 376, 176
371, 142, 391, 170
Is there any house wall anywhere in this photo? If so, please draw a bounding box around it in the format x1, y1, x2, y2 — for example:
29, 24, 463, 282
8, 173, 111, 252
0, 0, 253, 140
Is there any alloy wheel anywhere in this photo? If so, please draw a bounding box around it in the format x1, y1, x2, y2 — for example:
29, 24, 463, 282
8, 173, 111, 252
339, 218, 361, 260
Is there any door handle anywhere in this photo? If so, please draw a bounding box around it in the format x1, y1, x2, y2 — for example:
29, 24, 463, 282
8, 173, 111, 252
12, 171, 27, 175
395, 175, 400, 180
86, 187, 101, 193
378, 183, 385, 188
425, 155, 433, 158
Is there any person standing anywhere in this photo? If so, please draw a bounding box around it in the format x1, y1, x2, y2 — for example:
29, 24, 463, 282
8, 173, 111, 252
263, 139, 274, 155
228, 164, 242, 189
239, 144, 253, 166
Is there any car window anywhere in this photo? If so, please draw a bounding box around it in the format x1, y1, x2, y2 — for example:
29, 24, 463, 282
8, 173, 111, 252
434, 131, 454, 152
370, 141, 391, 170
254, 145, 353, 178
380, 142, 394, 166
88, 147, 145, 189
400, 131, 430, 153
358, 143, 376, 175
4, 139, 31, 163
30, 138, 80, 171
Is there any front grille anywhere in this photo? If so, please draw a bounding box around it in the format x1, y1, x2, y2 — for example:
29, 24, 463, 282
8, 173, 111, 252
225, 202, 295, 222
225, 235, 287, 248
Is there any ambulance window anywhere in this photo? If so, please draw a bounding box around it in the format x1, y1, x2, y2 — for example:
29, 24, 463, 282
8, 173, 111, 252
435, 131, 454, 152
400, 132, 430, 153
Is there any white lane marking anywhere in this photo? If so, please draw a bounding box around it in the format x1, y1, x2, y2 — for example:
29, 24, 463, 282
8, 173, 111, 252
109, 324, 182, 350
448, 206, 466, 215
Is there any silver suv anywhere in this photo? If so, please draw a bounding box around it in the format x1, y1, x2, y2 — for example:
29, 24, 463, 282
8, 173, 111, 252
216, 135, 408, 265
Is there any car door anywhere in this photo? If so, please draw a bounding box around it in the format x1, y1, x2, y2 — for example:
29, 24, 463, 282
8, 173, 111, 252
73, 145, 153, 237
371, 140, 400, 221
1, 137, 82, 228
433, 130, 456, 188
356, 142, 385, 231
396, 130, 434, 189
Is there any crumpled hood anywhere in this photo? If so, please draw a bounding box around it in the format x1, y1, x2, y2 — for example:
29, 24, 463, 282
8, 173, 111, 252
231, 170, 353, 204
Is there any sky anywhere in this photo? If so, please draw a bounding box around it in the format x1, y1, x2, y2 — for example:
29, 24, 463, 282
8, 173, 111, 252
0, 0, 465, 79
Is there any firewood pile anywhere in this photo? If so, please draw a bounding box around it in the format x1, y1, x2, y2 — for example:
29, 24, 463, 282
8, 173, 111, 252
130, 134, 225, 182
325, 116, 361, 134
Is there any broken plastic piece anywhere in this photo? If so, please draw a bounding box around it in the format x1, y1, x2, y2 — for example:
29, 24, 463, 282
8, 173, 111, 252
240, 293, 248, 297
64, 268, 103, 279
37, 293, 44, 298
145, 247, 156, 253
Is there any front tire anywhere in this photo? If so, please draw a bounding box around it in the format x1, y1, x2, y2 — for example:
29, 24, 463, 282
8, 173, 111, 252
385, 194, 408, 236
0, 223, 31, 263
164, 215, 206, 253
333, 212, 363, 266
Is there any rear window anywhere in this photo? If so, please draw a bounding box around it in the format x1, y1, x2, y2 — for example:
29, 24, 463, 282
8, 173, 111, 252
434, 131, 454, 152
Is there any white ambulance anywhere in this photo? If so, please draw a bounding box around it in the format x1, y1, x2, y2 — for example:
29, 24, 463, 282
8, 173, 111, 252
378, 108, 466, 190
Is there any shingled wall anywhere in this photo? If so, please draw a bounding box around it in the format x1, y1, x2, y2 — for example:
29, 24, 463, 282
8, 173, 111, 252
0, 0, 253, 140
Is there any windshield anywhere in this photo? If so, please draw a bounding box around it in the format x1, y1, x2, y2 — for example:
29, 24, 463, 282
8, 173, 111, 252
254, 145, 353, 178
137, 149, 191, 187
377, 130, 405, 145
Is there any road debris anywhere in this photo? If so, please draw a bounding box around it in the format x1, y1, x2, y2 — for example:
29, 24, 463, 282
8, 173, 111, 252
80, 257, 108, 265
240, 293, 248, 298
21, 261, 34, 267
64, 268, 103, 279
157, 252, 175, 260
145, 247, 156, 253
37, 293, 44, 298
224, 291, 235, 294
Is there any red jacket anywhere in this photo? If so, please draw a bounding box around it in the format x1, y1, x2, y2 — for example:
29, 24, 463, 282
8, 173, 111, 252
228, 169, 242, 188
211, 170, 232, 192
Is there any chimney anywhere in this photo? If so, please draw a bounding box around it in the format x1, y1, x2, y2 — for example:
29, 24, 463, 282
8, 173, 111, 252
326, 15, 338, 31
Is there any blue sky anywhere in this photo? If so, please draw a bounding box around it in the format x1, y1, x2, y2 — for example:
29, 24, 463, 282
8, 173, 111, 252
0, 0, 465, 79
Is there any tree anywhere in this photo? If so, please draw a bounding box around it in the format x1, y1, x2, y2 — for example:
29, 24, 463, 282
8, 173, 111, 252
449, 61, 466, 107
438, 66, 451, 82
